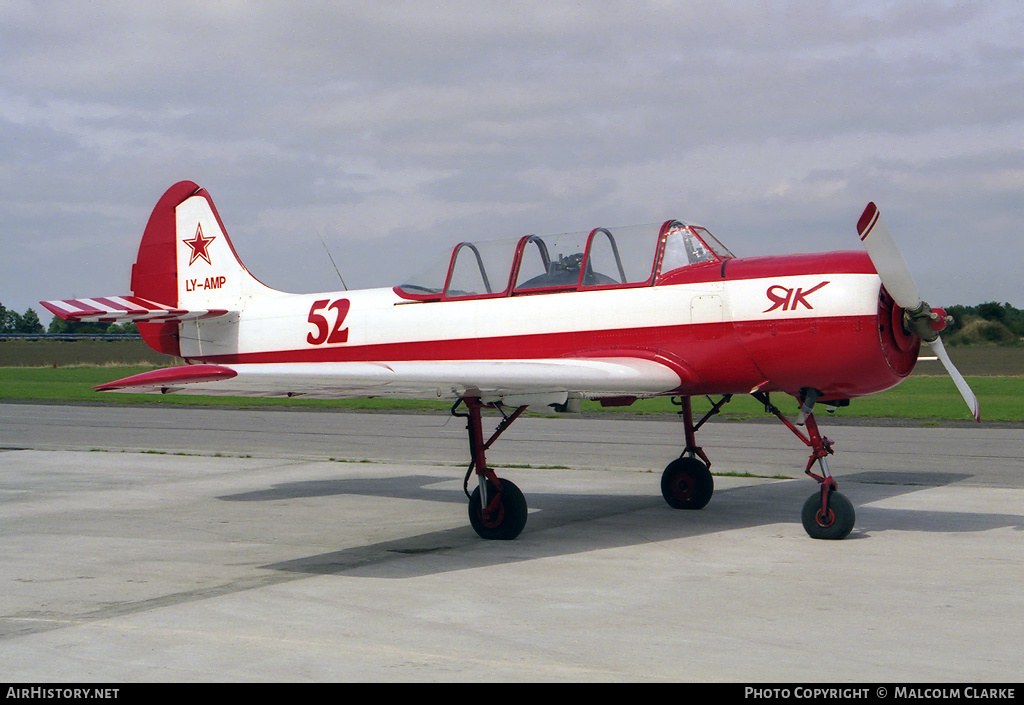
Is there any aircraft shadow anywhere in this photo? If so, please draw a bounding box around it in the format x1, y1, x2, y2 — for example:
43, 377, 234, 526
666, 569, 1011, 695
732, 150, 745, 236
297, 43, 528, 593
217, 471, 1023, 580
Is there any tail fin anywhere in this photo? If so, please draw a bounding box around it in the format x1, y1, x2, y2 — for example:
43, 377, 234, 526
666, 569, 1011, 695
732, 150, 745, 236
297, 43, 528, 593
133, 181, 277, 308
132, 181, 279, 355
42, 181, 278, 357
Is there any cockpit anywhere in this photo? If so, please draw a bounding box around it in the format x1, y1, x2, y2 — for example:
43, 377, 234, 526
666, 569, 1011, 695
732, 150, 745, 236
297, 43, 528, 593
395, 220, 733, 301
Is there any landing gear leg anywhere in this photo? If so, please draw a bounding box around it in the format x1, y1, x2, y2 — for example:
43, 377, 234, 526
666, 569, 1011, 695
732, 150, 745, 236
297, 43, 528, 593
753, 391, 856, 540
452, 397, 529, 540
660, 396, 727, 510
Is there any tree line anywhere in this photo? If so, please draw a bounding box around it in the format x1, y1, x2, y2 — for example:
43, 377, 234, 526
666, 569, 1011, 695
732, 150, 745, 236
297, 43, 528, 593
0, 303, 137, 335
944, 302, 1023, 345
0, 304, 45, 334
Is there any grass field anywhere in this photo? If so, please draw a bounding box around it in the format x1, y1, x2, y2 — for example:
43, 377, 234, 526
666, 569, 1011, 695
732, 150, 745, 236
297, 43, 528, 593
1, 344, 1021, 422
0, 339, 172, 367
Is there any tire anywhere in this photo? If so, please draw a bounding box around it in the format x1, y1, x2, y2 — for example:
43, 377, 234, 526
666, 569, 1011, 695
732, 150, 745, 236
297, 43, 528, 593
801, 490, 855, 540
660, 457, 714, 510
468, 478, 528, 540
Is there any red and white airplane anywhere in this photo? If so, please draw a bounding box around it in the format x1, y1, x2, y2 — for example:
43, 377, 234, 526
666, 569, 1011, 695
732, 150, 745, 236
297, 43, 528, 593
42, 180, 979, 541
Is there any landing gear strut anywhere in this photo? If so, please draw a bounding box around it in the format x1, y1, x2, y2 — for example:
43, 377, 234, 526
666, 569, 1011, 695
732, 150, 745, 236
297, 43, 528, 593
663, 393, 856, 539
452, 397, 529, 540
660, 396, 723, 510
753, 391, 856, 540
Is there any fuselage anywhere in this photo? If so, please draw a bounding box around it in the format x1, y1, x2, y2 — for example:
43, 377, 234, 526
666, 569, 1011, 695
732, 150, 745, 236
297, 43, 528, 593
173, 250, 917, 402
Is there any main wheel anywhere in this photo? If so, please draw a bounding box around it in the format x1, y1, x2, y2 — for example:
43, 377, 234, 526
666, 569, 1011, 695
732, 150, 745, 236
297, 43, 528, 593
468, 478, 528, 540
660, 457, 714, 510
801, 490, 855, 540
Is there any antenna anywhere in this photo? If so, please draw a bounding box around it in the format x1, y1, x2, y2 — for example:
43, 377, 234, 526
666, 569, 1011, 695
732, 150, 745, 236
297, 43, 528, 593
317, 229, 348, 291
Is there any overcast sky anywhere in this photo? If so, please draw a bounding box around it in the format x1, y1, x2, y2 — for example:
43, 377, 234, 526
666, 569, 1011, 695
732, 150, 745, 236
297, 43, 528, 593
2, 1, 1022, 324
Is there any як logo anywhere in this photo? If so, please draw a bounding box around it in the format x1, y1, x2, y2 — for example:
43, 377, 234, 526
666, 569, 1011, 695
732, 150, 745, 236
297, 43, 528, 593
763, 281, 829, 312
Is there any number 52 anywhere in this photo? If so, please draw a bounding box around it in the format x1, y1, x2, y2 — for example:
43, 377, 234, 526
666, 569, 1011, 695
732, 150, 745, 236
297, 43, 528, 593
306, 298, 351, 345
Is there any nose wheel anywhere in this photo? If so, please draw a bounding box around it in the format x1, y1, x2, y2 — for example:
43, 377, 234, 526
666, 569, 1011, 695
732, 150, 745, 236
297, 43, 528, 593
802, 486, 855, 540
753, 391, 857, 540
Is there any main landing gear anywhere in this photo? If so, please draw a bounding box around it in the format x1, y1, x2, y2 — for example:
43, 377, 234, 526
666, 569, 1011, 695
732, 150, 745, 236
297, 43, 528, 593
452, 397, 529, 540
661, 395, 720, 510
664, 392, 855, 540
452, 391, 855, 541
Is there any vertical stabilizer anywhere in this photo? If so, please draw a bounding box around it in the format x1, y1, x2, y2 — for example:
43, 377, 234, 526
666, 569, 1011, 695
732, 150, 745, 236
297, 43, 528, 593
172, 188, 277, 309
130, 181, 278, 356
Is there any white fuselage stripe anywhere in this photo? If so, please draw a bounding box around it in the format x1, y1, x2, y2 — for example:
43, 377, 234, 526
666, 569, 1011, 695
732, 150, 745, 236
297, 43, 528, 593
179, 273, 880, 358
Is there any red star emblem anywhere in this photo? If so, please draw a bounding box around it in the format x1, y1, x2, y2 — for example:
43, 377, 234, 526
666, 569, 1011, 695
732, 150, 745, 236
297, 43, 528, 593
182, 224, 215, 266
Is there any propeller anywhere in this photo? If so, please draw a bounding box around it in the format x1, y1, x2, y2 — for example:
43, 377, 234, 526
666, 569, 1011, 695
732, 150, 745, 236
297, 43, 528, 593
857, 202, 980, 422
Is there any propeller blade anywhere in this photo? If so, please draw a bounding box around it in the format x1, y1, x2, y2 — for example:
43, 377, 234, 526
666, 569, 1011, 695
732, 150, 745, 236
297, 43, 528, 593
928, 336, 981, 422
856, 202, 923, 310
857, 202, 979, 422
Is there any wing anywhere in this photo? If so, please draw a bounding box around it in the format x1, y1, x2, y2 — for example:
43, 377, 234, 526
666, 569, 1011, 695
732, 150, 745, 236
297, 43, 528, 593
93, 357, 690, 406
40, 296, 231, 324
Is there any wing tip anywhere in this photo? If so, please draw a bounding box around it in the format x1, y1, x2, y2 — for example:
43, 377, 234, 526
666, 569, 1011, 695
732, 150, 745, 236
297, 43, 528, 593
94, 364, 237, 392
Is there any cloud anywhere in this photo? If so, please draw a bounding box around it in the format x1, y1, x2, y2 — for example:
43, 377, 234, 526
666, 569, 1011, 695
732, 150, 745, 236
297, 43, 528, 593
2, 1, 1022, 321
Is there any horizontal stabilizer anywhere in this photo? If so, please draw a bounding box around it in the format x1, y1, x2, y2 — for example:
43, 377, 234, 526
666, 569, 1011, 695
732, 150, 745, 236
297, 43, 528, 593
40, 296, 231, 324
